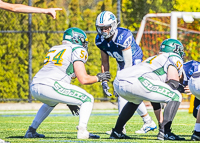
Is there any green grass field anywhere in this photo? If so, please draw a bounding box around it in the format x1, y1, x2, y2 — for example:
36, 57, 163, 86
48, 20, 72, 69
0, 109, 196, 143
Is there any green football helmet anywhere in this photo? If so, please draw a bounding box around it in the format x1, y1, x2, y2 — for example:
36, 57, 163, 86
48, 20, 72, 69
63, 27, 88, 50
160, 39, 185, 59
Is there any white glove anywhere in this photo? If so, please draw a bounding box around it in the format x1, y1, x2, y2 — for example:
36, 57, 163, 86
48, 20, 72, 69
102, 81, 112, 96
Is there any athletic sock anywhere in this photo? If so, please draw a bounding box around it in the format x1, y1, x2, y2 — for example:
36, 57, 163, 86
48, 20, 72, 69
136, 102, 148, 116
115, 102, 139, 133
161, 101, 180, 134
143, 114, 151, 123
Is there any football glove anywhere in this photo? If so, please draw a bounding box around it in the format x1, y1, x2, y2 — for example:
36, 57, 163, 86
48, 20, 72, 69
96, 71, 111, 82
102, 81, 112, 96
66, 104, 80, 116
113, 90, 119, 97
177, 83, 185, 93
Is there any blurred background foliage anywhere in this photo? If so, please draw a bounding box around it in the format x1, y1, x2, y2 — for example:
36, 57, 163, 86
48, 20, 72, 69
0, 0, 200, 102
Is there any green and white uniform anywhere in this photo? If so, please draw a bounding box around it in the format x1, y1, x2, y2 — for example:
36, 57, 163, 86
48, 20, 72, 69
31, 43, 93, 106
114, 52, 183, 104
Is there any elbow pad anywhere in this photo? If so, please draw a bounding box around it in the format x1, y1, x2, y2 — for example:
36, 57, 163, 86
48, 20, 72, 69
166, 79, 179, 90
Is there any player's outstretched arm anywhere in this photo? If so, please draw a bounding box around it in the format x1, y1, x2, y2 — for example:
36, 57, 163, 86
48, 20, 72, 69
74, 61, 111, 85
0, 0, 62, 19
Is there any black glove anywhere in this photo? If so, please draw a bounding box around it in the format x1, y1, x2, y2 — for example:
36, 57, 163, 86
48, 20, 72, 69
177, 83, 185, 93
96, 71, 111, 82
66, 104, 80, 116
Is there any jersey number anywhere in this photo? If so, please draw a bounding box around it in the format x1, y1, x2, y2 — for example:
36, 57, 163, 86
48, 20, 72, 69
44, 49, 66, 66
107, 51, 123, 61
80, 50, 88, 60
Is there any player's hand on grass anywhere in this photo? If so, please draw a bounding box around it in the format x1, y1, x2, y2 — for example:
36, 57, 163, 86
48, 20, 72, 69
102, 81, 112, 96
67, 104, 80, 116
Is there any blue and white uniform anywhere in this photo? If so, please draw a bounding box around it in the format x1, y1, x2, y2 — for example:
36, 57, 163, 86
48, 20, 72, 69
183, 60, 200, 118
95, 27, 143, 70
183, 60, 200, 85
95, 11, 156, 134
183, 60, 200, 98
96, 27, 149, 117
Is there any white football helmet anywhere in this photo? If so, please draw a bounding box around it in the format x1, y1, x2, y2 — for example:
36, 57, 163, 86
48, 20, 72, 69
95, 11, 117, 39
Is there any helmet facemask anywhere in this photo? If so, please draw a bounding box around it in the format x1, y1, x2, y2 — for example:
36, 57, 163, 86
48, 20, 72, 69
96, 21, 117, 39
79, 36, 88, 51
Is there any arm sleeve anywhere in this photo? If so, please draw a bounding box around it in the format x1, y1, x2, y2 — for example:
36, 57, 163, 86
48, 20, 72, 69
122, 48, 132, 68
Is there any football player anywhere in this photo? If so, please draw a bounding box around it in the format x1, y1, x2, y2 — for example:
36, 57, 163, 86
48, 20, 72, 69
24, 27, 110, 139
181, 60, 200, 141
0, 0, 62, 19
0, 1, 61, 142
95, 11, 157, 134
110, 39, 185, 140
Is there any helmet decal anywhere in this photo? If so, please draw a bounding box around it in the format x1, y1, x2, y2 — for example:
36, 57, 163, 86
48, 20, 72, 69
100, 11, 106, 23
173, 44, 180, 53
109, 14, 116, 21
64, 35, 71, 40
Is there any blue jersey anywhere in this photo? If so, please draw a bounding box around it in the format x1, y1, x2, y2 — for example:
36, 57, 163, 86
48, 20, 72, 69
183, 60, 200, 85
95, 27, 143, 70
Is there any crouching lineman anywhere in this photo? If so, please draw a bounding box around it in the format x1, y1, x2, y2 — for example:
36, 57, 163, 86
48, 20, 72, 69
24, 27, 110, 139
109, 38, 185, 140
181, 60, 200, 141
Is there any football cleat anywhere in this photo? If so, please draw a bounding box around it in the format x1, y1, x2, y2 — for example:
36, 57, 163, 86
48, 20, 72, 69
164, 132, 185, 140
106, 128, 126, 135
89, 133, 100, 139
157, 130, 185, 140
157, 130, 164, 140
109, 128, 131, 139
24, 126, 45, 138
191, 131, 200, 141
77, 126, 100, 139
135, 119, 157, 133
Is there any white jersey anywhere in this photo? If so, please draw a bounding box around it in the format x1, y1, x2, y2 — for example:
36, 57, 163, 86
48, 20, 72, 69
32, 43, 88, 86
116, 52, 183, 83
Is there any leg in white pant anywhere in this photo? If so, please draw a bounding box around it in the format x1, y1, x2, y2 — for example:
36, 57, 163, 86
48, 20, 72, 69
24, 103, 55, 138
79, 102, 93, 128
31, 104, 55, 129
77, 102, 100, 139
